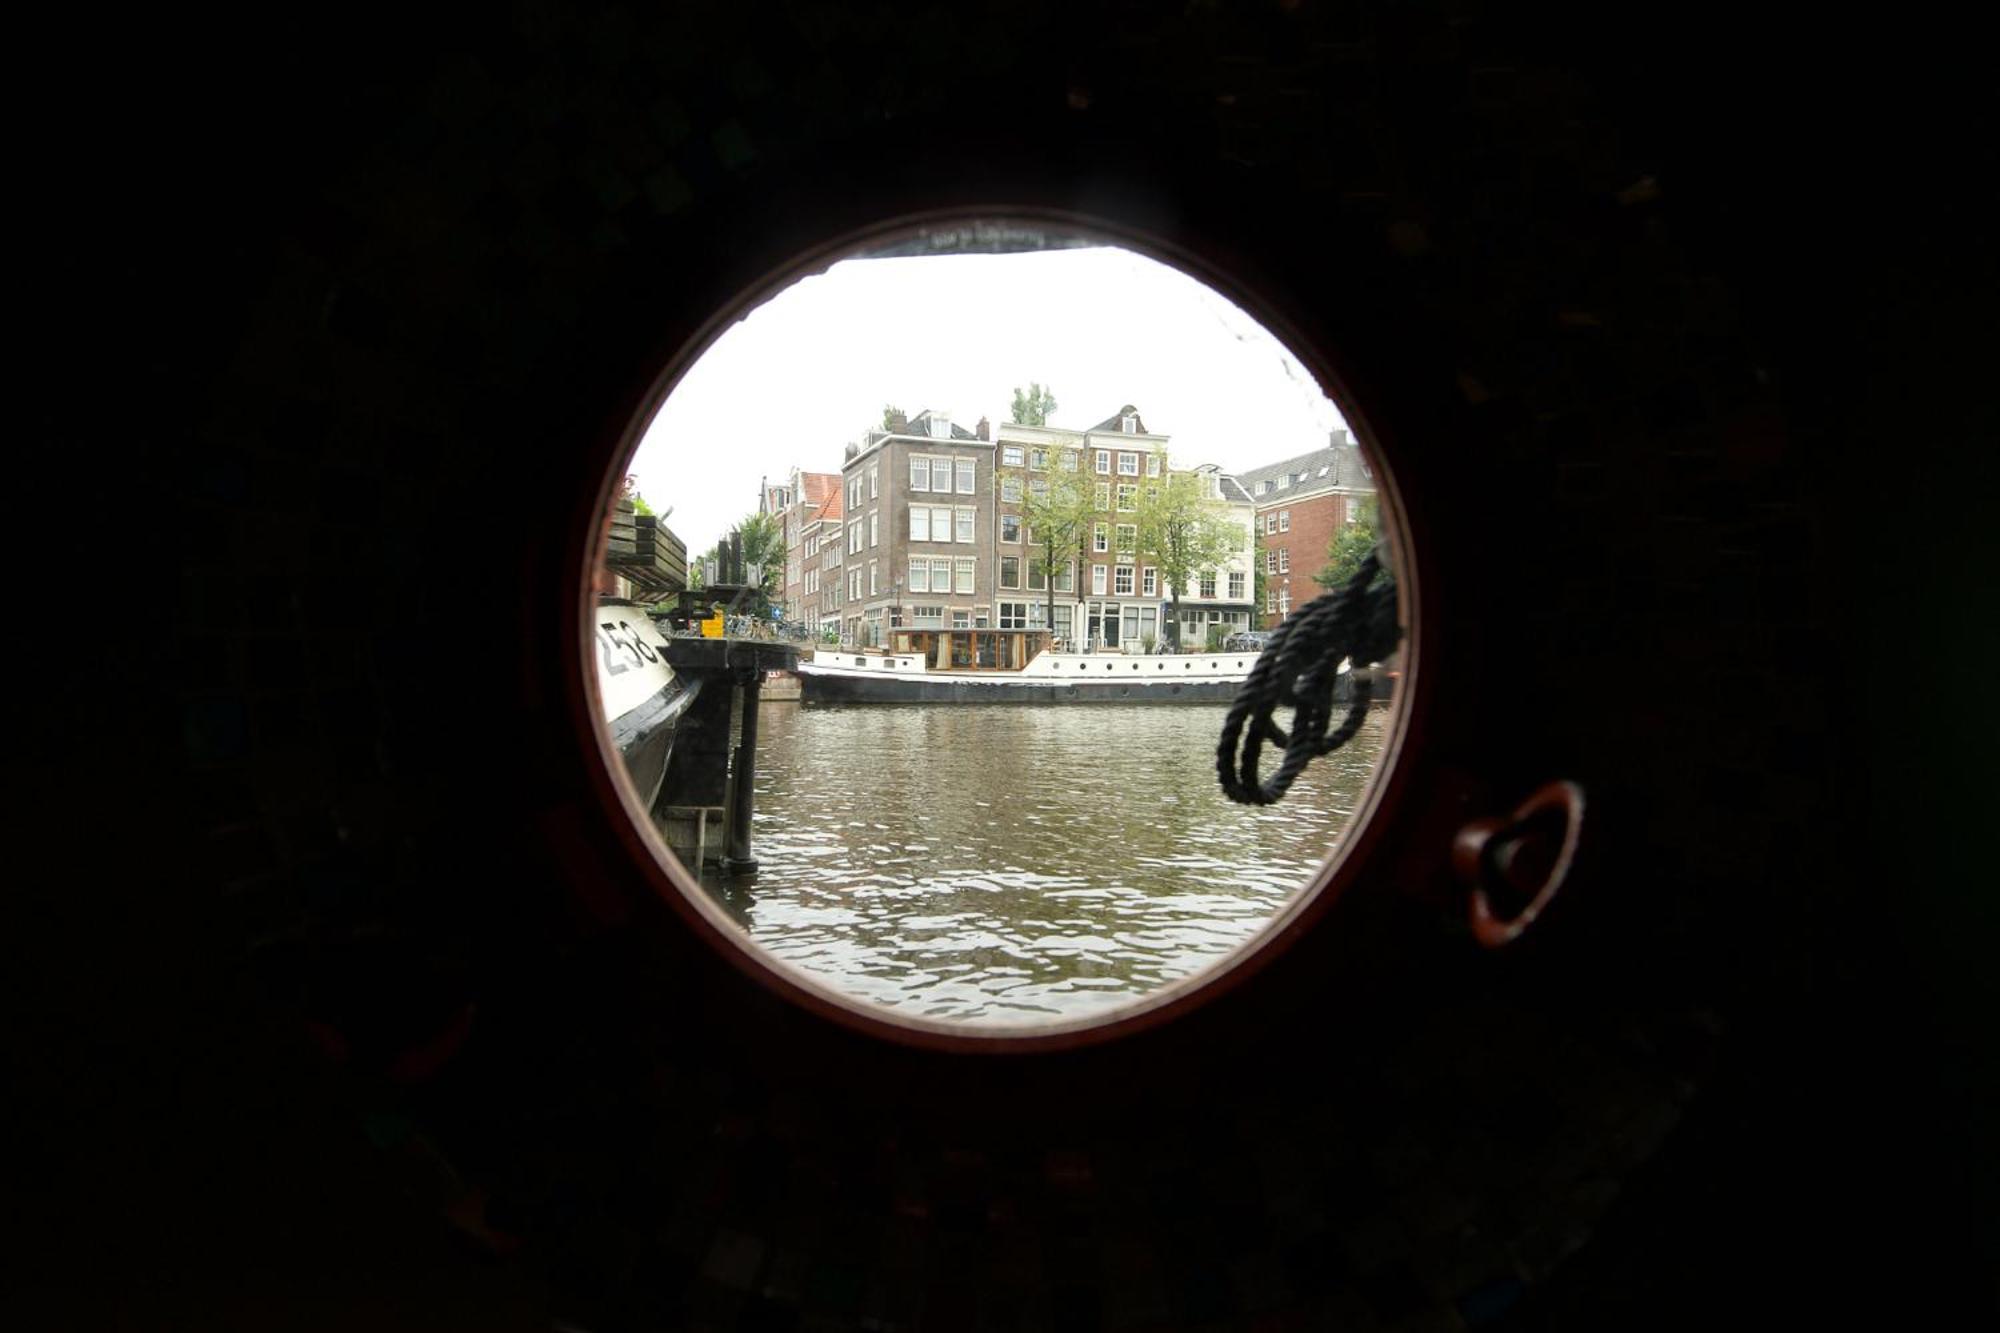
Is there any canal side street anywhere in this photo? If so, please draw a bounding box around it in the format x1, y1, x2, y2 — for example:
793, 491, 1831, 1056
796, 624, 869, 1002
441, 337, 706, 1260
703, 701, 1389, 1024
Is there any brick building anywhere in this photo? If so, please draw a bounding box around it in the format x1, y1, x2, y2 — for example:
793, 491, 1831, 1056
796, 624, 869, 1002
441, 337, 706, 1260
760, 468, 841, 625
1237, 429, 1376, 627
995, 406, 1257, 651
840, 408, 995, 647
799, 485, 844, 639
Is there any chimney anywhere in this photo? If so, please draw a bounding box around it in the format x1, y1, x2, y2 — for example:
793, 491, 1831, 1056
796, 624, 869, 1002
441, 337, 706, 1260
1330, 428, 1351, 447
888, 409, 908, 432
976, 415, 990, 441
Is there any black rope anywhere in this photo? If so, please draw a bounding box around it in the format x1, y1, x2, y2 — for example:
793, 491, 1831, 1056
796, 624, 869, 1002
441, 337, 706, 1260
1217, 547, 1402, 805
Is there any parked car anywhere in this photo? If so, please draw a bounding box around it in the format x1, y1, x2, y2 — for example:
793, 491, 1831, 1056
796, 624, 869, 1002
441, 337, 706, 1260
1223, 630, 1273, 652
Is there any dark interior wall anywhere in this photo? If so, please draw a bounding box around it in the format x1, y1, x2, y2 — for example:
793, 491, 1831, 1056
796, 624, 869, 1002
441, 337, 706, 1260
14, 2, 1992, 1328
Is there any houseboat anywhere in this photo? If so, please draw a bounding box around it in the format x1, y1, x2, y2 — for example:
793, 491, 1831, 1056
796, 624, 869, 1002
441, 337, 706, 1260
594, 597, 700, 804
796, 627, 1327, 704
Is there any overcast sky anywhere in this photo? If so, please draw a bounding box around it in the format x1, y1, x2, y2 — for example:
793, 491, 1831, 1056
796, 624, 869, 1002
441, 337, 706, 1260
626, 246, 1348, 556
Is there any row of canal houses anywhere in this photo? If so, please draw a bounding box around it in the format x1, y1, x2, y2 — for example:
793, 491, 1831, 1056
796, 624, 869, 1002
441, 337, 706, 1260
763, 404, 1374, 649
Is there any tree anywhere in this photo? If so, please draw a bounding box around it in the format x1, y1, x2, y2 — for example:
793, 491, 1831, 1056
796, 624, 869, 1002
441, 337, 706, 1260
1136, 461, 1245, 650
1314, 494, 1380, 591
881, 404, 904, 429
1019, 459, 1091, 642
1009, 382, 1057, 425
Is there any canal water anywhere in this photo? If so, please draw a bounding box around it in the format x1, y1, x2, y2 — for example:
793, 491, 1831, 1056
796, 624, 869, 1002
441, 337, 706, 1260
693, 702, 1389, 1026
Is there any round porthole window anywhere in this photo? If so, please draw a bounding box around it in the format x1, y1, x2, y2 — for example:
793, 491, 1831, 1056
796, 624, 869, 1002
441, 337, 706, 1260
584, 214, 1414, 1045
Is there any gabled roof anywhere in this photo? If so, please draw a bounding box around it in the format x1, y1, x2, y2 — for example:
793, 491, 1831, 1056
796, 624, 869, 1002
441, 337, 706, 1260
797, 471, 841, 509
906, 409, 980, 441
814, 488, 845, 524
1217, 475, 1253, 504
1237, 437, 1374, 499
1085, 404, 1148, 435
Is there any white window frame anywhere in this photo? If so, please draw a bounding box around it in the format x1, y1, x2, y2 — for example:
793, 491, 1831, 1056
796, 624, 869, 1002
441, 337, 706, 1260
1146, 453, 1161, 477
932, 506, 953, 540
956, 458, 976, 494
1093, 523, 1109, 554
1054, 562, 1074, 593
1029, 447, 1047, 470
869, 560, 878, 596
1278, 548, 1290, 573
910, 507, 930, 542
1264, 514, 1277, 534
1114, 565, 1135, 595
869, 511, 878, 547
1142, 566, 1157, 597
932, 557, 953, 592
1115, 523, 1136, 554
1095, 482, 1110, 511
910, 456, 930, 492
868, 465, 878, 499
1001, 513, 1021, 544
1116, 484, 1136, 511
849, 567, 862, 599
1279, 510, 1291, 532
1091, 564, 1108, 595
954, 558, 975, 594
1094, 449, 1111, 474
1000, 555, 1020, 589
1201, 571, 1217, 598
1000, 475, 1022, 503
1229, 572, 1246, 600
848, 520, 863, 555
908, 560, 929, 593
1001, 445, 1024, 467
1117, 451, 1139, 476
955, 507, 975, 543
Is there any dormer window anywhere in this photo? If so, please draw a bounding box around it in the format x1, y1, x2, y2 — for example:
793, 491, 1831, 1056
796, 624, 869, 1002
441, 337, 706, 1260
929, 414, 952, 439
1121, 413, 1137, 434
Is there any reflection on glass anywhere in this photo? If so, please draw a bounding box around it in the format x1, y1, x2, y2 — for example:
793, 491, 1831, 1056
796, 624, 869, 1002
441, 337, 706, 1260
592, 229, 1400, 1031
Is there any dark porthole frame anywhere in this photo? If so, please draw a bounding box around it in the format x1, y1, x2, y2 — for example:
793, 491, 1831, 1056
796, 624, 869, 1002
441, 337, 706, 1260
571, 205, 1430, 1055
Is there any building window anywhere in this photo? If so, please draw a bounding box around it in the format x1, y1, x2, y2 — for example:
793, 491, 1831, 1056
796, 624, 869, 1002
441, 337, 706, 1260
1266, 588, 1277, 613
1092, 564, 1108, 595
1201, 571, 1218, 598
1115, 523, 1136, 553
1001, 445, 1024, 467
929, 414, 952, 438
1001, 513, 1021, 543
1142, 566, 1157, 596
955, 507, 975, 543
1258, 479, 1272, 495
954, 558, 976, 594
954, 458, 974, 494
951, 609, 970, 628
1279, 588, 1291, 615
1265, 550, 1277, 574
1027, 561, 1047, 590
1116, 484, 1136, 511
1028, 477, 1048, 502
1114, 565, 1135, 595
849, 567, 862, 599
1229, 572, 1246, 600
869, 560, 878, 595
868, 465, 877, 499
1093, 523, 1109, 553
910, 456, 930, 491
1094, 482, 1110, 511
869, 512, 878, 547
1278, 548, 1290, 573
1054, 562, 1074, 592
1060, 449, 1080, 470
1000, 555, 1020, 588
848, 520, 863, 555
908, 560, 929, 593
1094, 449, 1112, 474
1000, 475, 1022, 503
1120, 413, 1137, 434
929, 557, 952, 591
1029, 447, 1047, 470
910, 507, 930, 542
1264, 514, 1276, 534
1143, 453, 1159, 478
1279, 509, 1291, 532
999, 600, 1030, 629
1117, 451, 1139, 475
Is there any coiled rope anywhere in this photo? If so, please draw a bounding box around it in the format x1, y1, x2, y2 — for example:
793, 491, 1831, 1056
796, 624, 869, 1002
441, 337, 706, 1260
1217, 547, 1402, 805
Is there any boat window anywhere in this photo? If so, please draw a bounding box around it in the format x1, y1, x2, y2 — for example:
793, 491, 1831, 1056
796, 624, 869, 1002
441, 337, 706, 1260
588, 216, 1409, 1044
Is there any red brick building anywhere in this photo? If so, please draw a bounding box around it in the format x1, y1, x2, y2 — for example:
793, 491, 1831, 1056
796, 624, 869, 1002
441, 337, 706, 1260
1236, 430, 1376, 627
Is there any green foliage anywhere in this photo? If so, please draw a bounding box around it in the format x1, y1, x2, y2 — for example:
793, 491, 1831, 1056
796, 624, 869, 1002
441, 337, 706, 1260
881, 404, 904, 428
630, 492, 654, 516
1205, 624, 1228, 652
1020, 459, 1092, 636
1009, 382, 1058, 426
1135, 460, 1244, 648
1315, 494, 1380, 590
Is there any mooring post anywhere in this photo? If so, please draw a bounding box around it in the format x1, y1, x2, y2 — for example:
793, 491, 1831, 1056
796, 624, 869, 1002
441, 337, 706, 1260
721, 650, 763, 875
